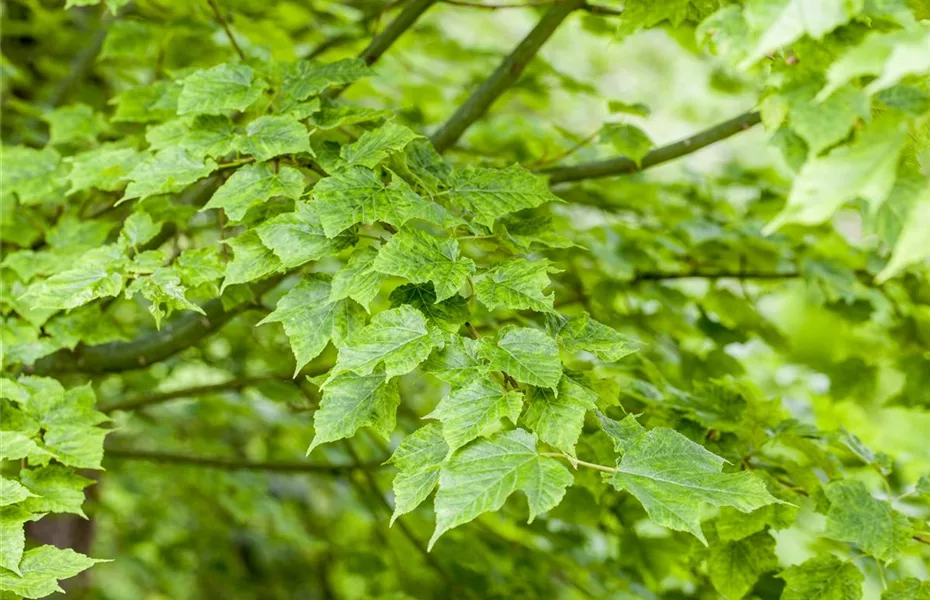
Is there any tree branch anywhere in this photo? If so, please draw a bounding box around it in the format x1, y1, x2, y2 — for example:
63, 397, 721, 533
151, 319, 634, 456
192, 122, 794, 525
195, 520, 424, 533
100, 377, 272, 413
632, 268, 801, 283
105, 447, 385, 474
324, 0, 439, 99
540, 111, 762, 184
206, 0, 247, 61
429, 0, 585, 153
44, 7, 115, 107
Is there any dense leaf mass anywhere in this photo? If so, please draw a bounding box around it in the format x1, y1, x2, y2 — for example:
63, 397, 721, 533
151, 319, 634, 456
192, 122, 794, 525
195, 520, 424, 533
1, 0, 929, 598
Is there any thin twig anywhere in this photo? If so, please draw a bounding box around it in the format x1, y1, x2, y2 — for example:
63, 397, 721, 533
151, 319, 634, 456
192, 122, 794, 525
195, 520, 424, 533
100, 377, 271, 413
541, 111, 762, 184
541, 452, 618, 473
105, 447, 385, 474
206, 0, 247, 60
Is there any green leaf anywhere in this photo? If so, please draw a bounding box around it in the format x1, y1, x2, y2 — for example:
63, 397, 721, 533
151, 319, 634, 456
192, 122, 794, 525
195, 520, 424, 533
119, 211, 161, 249
205, 163, 305, 222
422, 334, 488, 386
308, 369, 400, 453
177, 63, 267, 115
312, 166, 427, 238
820, 29, 930, 99
280, 59, 371, 108
388, 283, 469, 333
43, 103, 104, 146
145, 115, 237, 159
608, 428, 778, 543
0, 432, 49, 463
307, 103, 390, 130
557, 312, 638, 362
449, 164, 561, 228
388, 423, 448, 524
19, 466, 92, 517
784, 84, 870, 155
823, 480, 912, 562
256, 202, 356, 269
598, 412, 646, 454
0, 477, 36, 507
20, 246, 127, 311
331, 305, 442, 380
341, 122, 424, 169
258, 275, 364, 375
125, 268, 204, 328
765, 116, 907, 232
523, 375, 597, 456
474, 257, 554, 313
607, 100, 651, 117
479, 326, 563, 390
66, 146, 143, 194
0, 506, 32, 574
430, 429, 572, 549
221, 231, 282, 292
876, 181, 930, 282
426, 376, 524, 455
330, 247, 389, 311
741, 0, 862, 67
0, 146, 68, 206
0, 545, 102, 599
121, 148, 217, 203
373, 228, 476, 302
599, 123, 653, 165
237, 116, 312, 162
777, 555, 864, 600
110, 80, 180, 123
883, 578, 930, 600
708, 530, 780, 600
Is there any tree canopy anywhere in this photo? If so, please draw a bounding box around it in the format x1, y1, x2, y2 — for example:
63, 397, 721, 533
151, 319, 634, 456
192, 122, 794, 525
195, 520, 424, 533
1, 0, 929, 598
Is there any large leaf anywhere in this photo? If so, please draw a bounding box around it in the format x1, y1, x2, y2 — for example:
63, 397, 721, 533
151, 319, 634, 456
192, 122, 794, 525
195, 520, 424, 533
608, 428, 778, 542
388, 423, 448, 524
522, 375, 597, 456
474, 257, 554, 313
777, 555, 864, 600
430, 429, 572, 549
0, 545, 102, 599
177, 63, 267, 115
308, 369, 400, 453
341, 121, 423, 169
823, 480, 913, 562
449, 164, 560, 228
708, 531, 780, 600
256, 202, 356, 269
329, 247, 389, 311
121, 148, 217, 203
237, 116, 312, 162
426, 376, 524, 455
205, 163, 305, 222
373, 228, 476, 302
479, 326, 563, 390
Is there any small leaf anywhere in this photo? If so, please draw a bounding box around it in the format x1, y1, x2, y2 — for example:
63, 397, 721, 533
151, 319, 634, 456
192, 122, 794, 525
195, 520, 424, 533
66, 146, 143, 194
331, 305, 442, 380
777, 555, 864, 600
281, 59, 371, 108
145, 115, 237, 160
876, 181, 930, 282
205, 163, 305, 222
0, 545, 103, 599
43, 103, 104, 146
341, 121, 424, 169
20, 466, 93, 517
177, 63, 267, 115
0, 476, 36, 507
119, 211, 161, 249
883, 578, 930, 600
430, 429, 572, 549
523, 375, 597, 456
237, 116, 312, 162
449, 164, 561, 228
823, 480, 913, 562
597, 412, 645, 455
557, 312, 638, 362
256, 202, 356, 269
373, 228, 476, 302
389, 423, 448, 524
607, 100, 651, 117
121, 148, 217, 203
221, 231, 282, 292
474, 257, 554, 313
708, 530, 780, 600
479, 326, 563, 390
308, 369, 399, 453
389, 283, 469, 332
330, 247, 389, 311
426, 376, 524, 455
599, 123, 653, 165
422, 334, 488, 386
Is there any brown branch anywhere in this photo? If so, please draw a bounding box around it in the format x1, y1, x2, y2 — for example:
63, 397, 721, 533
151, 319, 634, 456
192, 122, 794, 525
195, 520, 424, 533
206, 0, 247, 61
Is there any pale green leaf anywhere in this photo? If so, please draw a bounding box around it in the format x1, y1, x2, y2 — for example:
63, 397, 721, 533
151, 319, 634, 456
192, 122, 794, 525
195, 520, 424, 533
0, 477, 36, 507
388, 283, 469, 333
43, 103, 104, 146
280, 59, 371, 108
177, 63, 267, 115
0, 506, 32, 574
256, 202, 356, 269
0, 146, 68, 206
599, 123, 653, 165
449, 164, 561, 228
426, 376, 524, 455
883, 578, 930, 600
65, 146, 143, 194
430, 429, 572, 549
598, 412, 646, 454
0, 432, 49, 463
221, 231, 282, 292
823, 480, 913, 562
312, 166, 427, 237
778, 555, 864, 600
741, 0, 862, 67
119, 211, 161, 249
20, 246, 127, 311
474, 257, 554, 313
125, 268, 204, 328
308, 369, 400, 453
422, 334, 488, 386
0, 545, 102, 599
389, 423, 448, 524
478, 326, 562, 390
876, 181, 930, 282
330, 247, 388, 311
331, 305, 442, 380
607, 100, 651, 117
608, 428, 778, 543
205, 163, 305, 222
237, 116, 312, 162
523, 375, 597, 456
145, 115, 237, 159
785, 84, 870, 155
557, 312, 638, 362
121, 148, 217, 203
373, 228, 475, 302
708, 530, 780, 600
258, 275, 365, 375
341, 121, 423, 169
765, 116, 907, 232
20, 466, 92, 517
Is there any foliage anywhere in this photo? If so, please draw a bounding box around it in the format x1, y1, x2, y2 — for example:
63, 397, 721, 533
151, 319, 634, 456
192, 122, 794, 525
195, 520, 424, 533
1, 0, 929, 598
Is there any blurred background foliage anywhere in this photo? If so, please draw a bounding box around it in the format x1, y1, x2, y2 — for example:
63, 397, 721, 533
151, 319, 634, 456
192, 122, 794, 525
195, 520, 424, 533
1, 0, 929, 598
